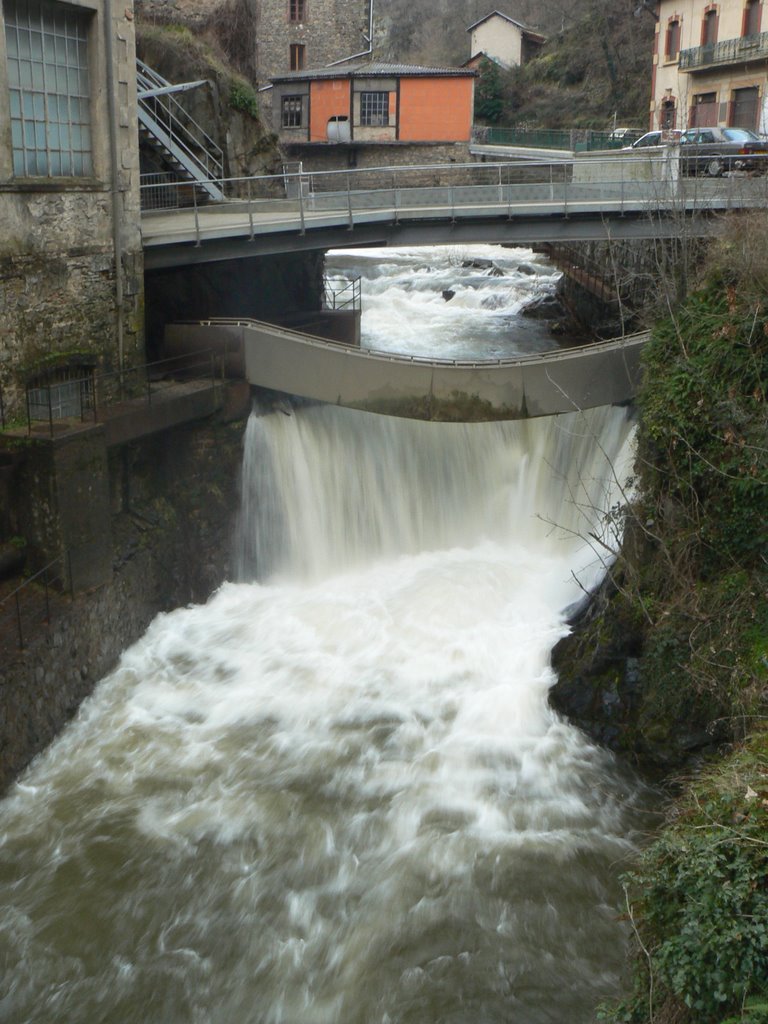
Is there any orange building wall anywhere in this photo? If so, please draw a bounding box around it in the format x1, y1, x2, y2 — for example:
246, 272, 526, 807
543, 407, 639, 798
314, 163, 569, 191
398, 77, 474, 142
309, 79, 351, 142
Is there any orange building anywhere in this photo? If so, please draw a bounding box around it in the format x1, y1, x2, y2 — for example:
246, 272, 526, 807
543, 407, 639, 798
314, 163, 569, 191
271, 60, 476, 159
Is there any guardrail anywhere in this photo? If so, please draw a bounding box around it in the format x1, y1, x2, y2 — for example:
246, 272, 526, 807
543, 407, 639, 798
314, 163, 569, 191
478, 126, 630, 151
679, 31, 768, 70
323, 276, 361, 312
140, 150, 768, 218
23, 352, 225, 438
192, 316, 649, 368
0, 555, 69, 651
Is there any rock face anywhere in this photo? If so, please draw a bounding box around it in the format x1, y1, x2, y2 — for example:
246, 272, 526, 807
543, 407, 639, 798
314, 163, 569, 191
136, 22, 281, 180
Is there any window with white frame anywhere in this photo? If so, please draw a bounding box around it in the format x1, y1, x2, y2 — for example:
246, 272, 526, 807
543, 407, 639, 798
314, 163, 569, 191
281, 95, 303, 128
4, 0, 93, 177
360, 91, 389, 127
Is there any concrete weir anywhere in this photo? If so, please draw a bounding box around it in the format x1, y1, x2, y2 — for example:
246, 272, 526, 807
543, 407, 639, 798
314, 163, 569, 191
165, 320, 648, 421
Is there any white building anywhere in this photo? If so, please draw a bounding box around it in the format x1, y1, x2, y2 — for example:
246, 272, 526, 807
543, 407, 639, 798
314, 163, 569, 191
466, 10, 545, 70
652, 0, 768, 132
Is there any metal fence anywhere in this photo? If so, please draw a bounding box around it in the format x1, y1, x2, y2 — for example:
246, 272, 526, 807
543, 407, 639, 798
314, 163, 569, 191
24, 351, 224, 438
0, 555, 68, 651
480, 127, 630, 151
323, 276, 361, 312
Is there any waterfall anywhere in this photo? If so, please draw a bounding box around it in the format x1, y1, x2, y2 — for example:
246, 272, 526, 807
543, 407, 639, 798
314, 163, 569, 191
0, 400, 647, 1024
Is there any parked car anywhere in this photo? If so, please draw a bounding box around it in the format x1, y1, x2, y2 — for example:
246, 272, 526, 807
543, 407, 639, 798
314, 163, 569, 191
609, 126, 642, 144
679, 126, 768, 176
626, 130, 682, 149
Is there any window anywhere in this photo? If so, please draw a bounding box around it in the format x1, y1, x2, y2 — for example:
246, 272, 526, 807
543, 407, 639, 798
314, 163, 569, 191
731, 86, 759, 129
660, 97, 677, 129
665, 18, 681, 59
702, 8, 718, 46
743, 0, 761, 37
281, 95, 303, 128
289, 43, 305, 71
4, 0, 93, 177
289, 0, 306, 22
690, 92, 718, 127
360, 91, 389, 127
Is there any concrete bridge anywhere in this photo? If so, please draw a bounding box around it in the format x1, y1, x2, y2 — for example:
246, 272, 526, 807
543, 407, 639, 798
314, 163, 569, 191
141, 152, 766, 269
165, 320, 649, 421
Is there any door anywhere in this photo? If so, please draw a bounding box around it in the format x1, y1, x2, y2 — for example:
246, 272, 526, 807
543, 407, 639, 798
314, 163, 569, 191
731, 86, 759, 130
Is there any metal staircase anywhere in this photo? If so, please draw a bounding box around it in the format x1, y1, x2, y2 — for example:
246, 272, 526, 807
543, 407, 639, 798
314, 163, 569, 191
137, 59, 225, 205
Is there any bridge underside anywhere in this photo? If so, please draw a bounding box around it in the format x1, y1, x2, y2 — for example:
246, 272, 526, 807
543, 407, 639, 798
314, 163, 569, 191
165, 321, 648, 422
144, 209, 721, 270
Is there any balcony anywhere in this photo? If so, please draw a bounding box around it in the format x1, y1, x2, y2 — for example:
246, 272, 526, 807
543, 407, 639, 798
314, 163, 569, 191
679, 31, 768, 71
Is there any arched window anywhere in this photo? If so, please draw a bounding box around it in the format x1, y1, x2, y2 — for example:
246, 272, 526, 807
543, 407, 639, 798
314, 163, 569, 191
743, 0, 761, 37
665, 18, 681, 59
702, 7, 718, 47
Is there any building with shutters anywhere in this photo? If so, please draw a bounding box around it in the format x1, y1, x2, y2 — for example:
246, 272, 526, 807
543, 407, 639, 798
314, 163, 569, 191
652, 0, 768, 133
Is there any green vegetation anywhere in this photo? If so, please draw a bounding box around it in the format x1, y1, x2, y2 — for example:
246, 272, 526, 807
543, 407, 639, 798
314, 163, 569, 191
596, 217, 768, 1023
601, 734, 768, 1023
228, 79, 260, 120
473, 0, 653, 129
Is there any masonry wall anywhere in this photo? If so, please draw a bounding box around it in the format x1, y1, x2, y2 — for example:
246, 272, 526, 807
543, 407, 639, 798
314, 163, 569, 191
0, 0, 144, 423
281, 140, 473, 176
0, 409, 248, 793
257, 0, 369, 87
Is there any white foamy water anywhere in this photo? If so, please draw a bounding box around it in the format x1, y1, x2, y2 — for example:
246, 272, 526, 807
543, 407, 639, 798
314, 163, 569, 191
0, 403, 646, 1024
325, 244, 562, 359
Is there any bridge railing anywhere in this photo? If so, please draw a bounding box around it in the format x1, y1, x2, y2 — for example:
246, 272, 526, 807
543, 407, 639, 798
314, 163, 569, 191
140, 152, 768, 234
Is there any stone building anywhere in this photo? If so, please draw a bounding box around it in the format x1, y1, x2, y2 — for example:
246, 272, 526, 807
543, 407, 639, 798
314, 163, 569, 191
0, 0, 144, 420
652, 0, 768, 132
257, 0, 372, 87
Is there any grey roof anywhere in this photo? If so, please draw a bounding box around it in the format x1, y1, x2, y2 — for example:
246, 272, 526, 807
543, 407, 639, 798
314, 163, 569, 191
466, 10, 545, 40
271, 60, 476, 84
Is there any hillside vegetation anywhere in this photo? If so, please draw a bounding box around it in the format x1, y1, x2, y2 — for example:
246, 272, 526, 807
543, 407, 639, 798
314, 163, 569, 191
377, 0, 653, 130
566, 215, 768, 1023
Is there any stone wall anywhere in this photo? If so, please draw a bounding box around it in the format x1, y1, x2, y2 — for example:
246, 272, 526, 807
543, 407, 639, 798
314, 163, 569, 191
258, 0, 370, 87
0, 408, 249, 793
0, 0, 144, 422
286, 141, 473, 177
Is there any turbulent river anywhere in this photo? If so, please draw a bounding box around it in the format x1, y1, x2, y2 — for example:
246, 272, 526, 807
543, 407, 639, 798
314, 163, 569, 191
1, 247, 648, 1024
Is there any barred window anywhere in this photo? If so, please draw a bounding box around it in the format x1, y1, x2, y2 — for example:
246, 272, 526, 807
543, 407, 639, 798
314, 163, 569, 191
4, 0, 93, 177
281, 95, 303, 128
360, 91, 389, 127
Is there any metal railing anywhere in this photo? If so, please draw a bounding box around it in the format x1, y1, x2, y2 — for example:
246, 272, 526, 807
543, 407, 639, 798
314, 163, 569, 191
23, 352, 225, 438
680, 30, 768, 70
0, 555, 68, 651
193, 316, 650, 369
139, 150, 768, 244
137, 58, 224, 202
479, 126, 630, 151
323, 276, 362, 311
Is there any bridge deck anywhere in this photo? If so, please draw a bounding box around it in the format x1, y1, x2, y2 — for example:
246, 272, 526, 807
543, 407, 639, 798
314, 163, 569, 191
141, 156, 767, 267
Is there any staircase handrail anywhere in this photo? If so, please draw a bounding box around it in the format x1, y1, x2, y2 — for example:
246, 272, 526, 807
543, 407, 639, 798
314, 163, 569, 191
137, 58, 224, 191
